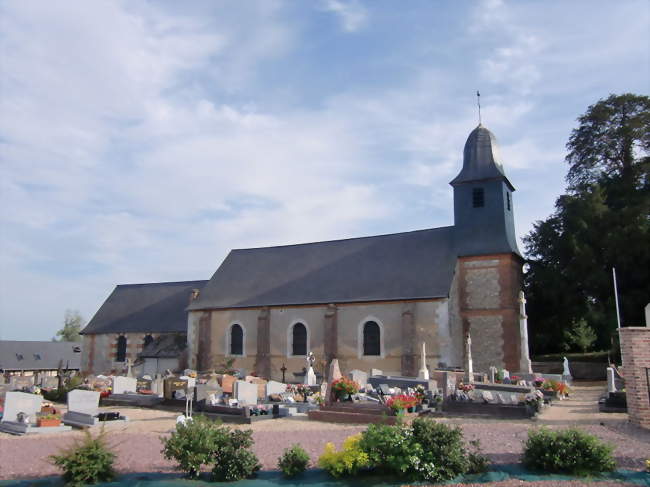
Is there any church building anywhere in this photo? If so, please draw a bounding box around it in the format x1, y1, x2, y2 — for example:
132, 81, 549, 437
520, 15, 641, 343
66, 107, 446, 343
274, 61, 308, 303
186, 124, 527, 380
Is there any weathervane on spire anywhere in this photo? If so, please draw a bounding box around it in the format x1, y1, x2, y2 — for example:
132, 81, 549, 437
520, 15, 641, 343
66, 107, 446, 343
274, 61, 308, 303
476, 90, 482, 125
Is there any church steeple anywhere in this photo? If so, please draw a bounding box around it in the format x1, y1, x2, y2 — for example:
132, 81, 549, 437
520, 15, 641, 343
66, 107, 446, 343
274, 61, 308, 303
450, 125, 520, 257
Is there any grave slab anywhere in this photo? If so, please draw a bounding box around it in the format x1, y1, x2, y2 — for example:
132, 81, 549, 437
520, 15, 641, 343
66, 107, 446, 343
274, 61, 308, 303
235, 380, 257, 406
112, 376, 137, 395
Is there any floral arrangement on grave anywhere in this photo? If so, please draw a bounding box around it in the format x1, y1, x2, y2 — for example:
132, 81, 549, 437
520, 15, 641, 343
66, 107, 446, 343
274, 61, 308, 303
457, 383, 475, 393
414, 385, 426, 404
287, 384, 313, 402
386, 394, 418, 414
312, 392, 325, 406
41, 403, 57, 415
533, 378, 545, 388
37, 412, 62, 427
524, 390, 544, 412
100, 388, 111, 399
330, 378, 359, 401
510, 375, 521, 382
495, 369, 505, 383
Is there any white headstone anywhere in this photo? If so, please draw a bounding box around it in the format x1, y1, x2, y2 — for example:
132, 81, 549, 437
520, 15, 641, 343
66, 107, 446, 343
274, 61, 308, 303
235, 380, 257, 406
67, 390, 100, 416
265, 380, 287, 396
348, 370, 368, 388
305, 367, 317, 386
113, 376, 137, 394
607, 367, 616, 393
370, 368, 383, 377
2, 392, 42, 423
418, 342, 430, 380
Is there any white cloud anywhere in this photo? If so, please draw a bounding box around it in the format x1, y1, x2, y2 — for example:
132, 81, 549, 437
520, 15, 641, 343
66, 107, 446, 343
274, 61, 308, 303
321, 0, 368, 32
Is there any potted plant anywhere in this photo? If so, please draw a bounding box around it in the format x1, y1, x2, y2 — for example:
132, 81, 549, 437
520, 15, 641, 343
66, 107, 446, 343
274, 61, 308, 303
37, 413, 61, 427
330, 378, 359, 402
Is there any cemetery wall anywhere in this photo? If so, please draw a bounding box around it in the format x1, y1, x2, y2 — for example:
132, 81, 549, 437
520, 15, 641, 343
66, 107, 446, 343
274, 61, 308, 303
190, 298, 455, 381
458, 253, 523, 372
619, 327, 650, 429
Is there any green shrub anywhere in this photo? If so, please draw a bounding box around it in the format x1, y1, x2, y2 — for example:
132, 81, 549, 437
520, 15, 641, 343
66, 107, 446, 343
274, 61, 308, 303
359, 424, 420, 477
210, 427, 260, 481
161, 415, 222, 478
50, 429, 115, 486
318, 434, 369, 477
522, 427, 615, 475
467, 439, 490, 474
411, 418, 469, 481
278, 444, 310, 478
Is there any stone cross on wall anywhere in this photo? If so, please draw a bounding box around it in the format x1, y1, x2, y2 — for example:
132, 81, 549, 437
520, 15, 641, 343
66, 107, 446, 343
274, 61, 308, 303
518, 291, 533, 374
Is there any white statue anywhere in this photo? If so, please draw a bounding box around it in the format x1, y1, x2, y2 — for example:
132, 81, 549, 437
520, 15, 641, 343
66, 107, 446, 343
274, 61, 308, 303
304, 352, 317, 386
418, 342, 430, 380
562, 357, 571, 377
464, 331, 474, 383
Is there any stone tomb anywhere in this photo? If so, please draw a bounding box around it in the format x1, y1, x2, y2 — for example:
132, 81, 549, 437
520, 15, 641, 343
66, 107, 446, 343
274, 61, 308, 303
63, 390, 101, 427
0, 391, 72, 435
234, 380, 258, 406
113, 376, 137, 395
265, 380, 287, 397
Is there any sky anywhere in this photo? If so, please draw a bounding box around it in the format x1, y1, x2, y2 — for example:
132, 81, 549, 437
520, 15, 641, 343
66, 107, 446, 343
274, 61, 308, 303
0, 0, 648, 341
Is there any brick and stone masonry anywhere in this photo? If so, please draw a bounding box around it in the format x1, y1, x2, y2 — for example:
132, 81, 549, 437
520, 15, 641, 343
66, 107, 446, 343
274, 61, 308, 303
619, 327, 650, 429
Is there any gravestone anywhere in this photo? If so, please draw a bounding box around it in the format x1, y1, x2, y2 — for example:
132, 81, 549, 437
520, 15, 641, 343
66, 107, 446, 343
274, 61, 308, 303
607, 367, 616, 393
235, 380, 257, 406
247, 377, 268, 399
328, 359, 342, 381
1, 392, 42, 423
63, 390, 101, 427
113, 376, 137, 395
221, 375, 236, 394
441, 371, 457, 397
348, 370, 368, 388
370, 368, 383, 377
378, 384, 392, 395
266, 381, 287, 397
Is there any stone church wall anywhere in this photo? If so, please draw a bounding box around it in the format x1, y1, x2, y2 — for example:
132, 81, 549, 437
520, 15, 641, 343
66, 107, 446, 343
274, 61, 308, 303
81, 332, 162, 375
189, 298, 454, 381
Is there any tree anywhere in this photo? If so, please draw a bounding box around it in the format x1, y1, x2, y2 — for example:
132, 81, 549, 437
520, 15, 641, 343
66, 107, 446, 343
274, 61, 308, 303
524, 94, 649, 354
54, 310, 85, 342
565, 319, 598, 353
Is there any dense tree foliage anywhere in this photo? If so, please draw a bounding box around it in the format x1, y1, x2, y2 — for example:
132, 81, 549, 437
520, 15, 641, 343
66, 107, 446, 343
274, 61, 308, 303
53, 309, 85, 342
524, 94, 649, 354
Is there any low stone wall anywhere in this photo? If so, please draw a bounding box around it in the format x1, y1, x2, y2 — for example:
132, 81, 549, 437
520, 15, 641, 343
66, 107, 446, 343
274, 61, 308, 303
619, 327, 650, 429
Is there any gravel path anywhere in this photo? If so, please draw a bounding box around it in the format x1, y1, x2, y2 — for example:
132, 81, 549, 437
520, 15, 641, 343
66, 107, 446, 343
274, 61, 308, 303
0, 383, 648, 482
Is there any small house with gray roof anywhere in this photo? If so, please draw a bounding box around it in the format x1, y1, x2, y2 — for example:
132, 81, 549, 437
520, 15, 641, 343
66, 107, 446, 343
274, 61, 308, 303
80, 280, 206, 375
186, 125, 529, 379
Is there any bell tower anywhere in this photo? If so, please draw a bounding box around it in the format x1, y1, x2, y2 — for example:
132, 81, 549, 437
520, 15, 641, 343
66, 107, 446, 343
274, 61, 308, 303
450, 124, 520, 257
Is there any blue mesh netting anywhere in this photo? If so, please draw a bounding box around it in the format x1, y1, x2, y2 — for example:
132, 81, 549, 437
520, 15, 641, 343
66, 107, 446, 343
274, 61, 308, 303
2, 466, 648, 487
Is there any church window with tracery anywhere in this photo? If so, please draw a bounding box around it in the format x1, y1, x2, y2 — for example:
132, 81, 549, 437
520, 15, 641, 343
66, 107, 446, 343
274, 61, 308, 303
116, 335, 127, 362
291, 322, 307, 356
363, 321, 381, 356
230, 323, 243, 355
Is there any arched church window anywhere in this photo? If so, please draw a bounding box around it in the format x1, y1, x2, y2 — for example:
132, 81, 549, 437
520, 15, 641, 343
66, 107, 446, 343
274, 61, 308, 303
230, 324, 243, 355
116, 336, 127, 362
472, 187, 484, 208
143, 334, 154, 348
363, 321, 381, 356
291, 322, 307, 356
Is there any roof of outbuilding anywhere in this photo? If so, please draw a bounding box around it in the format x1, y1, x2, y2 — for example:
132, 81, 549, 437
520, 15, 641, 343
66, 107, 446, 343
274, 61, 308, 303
81, 280, 207, 335
187, 226, 457, 311
0, 341, 82, 371
450, 124, 515, 191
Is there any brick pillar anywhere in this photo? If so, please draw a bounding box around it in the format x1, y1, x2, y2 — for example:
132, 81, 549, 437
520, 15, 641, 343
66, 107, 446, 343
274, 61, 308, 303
255, 307, 271, 379
401, 302, 417, 377
323, 304, 338, 367
619, 327, 650, 429
197, 312, 212, 372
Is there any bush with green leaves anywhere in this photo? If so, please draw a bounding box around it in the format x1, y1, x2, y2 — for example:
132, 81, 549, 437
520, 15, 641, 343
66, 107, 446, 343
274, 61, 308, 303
278, 444, 310, 477
211, 428, 261, 481
318, 433, 369, 477
50, 429, 115, 486
161, 415, 221, 478
410, 418, 470, 481
522, 427, 615, 475
358, 423, 421, 477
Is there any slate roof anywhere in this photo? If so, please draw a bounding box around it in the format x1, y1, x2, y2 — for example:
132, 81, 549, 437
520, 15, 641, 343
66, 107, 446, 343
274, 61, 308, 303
188, 226, 457, 311
0, 341, 82, 371
450, 125, 515, 191
82, 280, 207, 335
140, 333, 187, 358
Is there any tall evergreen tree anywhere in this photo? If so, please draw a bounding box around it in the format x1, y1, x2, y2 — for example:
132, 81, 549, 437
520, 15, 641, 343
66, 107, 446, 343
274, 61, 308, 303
524, 94, 649, 354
